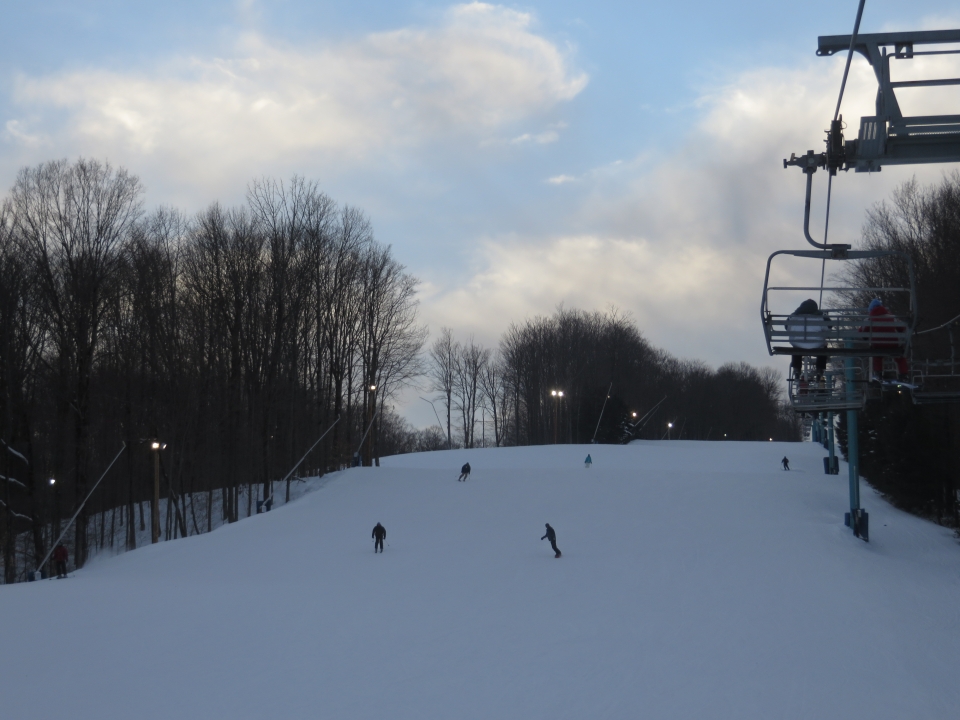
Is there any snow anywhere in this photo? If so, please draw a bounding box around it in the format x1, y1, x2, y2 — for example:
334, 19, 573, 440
1, 440, 959, 719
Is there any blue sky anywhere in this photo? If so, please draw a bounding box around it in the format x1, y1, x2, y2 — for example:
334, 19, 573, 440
2, 1, 958, 426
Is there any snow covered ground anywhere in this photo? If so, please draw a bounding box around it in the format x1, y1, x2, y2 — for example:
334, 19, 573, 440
1, 440, 959, 719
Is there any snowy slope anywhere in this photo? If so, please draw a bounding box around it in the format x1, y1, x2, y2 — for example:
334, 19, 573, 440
1, 441, 959, 720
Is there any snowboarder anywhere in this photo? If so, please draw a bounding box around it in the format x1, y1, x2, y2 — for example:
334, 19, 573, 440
372, 523, 386, 553
541, 523, 561, 558
52, 542, 68, 578
458, 462, 471, 482
787, 299, 829, 383
584, 454, 593, 468
782, 456, 790, 471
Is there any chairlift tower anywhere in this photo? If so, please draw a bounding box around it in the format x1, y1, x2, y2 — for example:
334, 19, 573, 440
774, 7, 960, 541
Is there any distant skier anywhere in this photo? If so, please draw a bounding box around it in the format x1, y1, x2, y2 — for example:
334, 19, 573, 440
372, 523, 386, 553
458, 462, 471, 482
541, 523, 561, 558
782, 456, 790, 471
53, 542, 68, 578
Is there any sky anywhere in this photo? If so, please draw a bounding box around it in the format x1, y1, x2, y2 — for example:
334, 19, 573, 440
2, 1, 959, 427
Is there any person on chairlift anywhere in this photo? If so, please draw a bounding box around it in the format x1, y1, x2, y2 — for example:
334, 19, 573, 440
863, 298, 909, 384
787, 299, 829, 386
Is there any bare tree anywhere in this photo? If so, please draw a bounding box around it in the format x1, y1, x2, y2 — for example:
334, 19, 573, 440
9, 159, 143, 567
428, 328, 458, 449
479, 350, 509, 447
453, 338, 488, 448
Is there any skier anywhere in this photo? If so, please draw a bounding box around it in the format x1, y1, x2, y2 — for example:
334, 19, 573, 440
541, 523, 561, 558
787, 299, 829, 383
458, 462, 471, 482
782, 456, 790, 471
372, 522, 386, 553
52, 542, 68, 578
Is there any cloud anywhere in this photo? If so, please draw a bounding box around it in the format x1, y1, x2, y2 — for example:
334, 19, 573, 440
420, 53, 960, 367
546, 174, 575, 184
4, 3, 587, 194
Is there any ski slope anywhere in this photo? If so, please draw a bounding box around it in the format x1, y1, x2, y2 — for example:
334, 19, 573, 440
1, 441, 959, 719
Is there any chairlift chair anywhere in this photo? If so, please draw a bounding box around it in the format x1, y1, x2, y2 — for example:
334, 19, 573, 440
908, 361, 960, 404
787, 358, 866, 412
761, 248, 917, 359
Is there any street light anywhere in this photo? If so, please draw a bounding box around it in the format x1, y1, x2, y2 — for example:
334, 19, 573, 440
550, 390, 564, 444
667, 421, 673, 440
149, 439, 167, 544
366, 384, 377, 466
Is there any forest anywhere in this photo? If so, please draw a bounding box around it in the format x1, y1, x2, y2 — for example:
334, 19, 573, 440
0, 158, 795, 583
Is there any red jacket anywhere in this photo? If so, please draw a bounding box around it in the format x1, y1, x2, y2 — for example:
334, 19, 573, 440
864, 305, 905, 348
52, 545, 68, 562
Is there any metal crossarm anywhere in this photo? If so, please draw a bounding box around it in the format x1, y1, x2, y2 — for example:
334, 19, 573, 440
787, 29, 960, 173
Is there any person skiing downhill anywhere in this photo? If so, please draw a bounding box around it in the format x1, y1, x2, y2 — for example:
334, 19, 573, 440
782, 456, 790, 471
541, 523, 561, 558
458, 462, 471, 482
53, 542, 68, 578
372, 523, 386, 553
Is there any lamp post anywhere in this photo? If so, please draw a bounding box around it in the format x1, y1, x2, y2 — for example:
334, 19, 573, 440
667, 421, 673, 440
550, 390, 564, 444
366, 384, 377, 466
47, 478, 56, 562
149, 440, 166, 544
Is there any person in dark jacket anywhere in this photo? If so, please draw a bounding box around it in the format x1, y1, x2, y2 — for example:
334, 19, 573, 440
782, 456, 790, 471
52, 542, 68, 578
372, 523, 386, 553
787, 299, 829, 382
541, 523, 561, 558
458, 462, 471, 482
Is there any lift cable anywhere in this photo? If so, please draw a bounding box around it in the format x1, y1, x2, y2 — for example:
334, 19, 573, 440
819, 0, 866, 301
915, 312, 960, 335
833, 0, 867, 123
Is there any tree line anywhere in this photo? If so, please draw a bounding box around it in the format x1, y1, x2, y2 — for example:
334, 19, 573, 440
836, 172, 960, 529
420, 307, 797, 450
0, 159, 426, 581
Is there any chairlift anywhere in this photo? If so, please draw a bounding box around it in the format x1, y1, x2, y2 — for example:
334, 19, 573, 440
787, 358, 866, 412
761, 248, 916, 359
905, 319, 960, 404
773, 5, 959, 541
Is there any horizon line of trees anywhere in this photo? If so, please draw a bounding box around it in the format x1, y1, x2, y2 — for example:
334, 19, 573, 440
416, 307, 798, 451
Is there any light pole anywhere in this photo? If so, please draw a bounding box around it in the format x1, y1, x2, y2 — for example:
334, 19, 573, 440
366, 384, 377, 466
47, 478, 56, 562
667, 421, 673, 440
149, 440, 166, 544
550, 390, 564, 444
